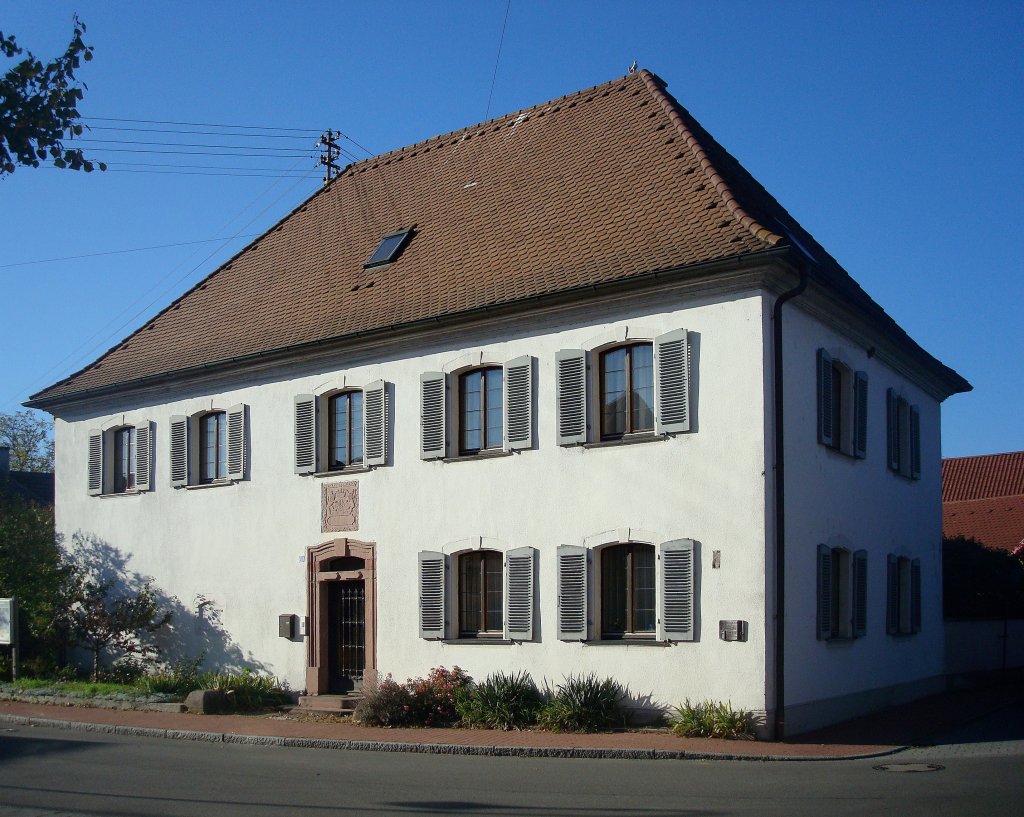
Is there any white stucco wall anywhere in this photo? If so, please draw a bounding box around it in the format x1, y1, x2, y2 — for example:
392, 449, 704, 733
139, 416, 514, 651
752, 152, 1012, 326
53, 286, 772, 716
779, 302, 946, 721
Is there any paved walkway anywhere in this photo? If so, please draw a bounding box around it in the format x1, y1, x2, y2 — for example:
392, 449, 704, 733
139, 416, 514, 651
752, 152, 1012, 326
1, 682, 1019, 761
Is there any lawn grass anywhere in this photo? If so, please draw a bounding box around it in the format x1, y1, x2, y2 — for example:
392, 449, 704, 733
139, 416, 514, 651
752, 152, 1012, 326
3, 678, 146, 697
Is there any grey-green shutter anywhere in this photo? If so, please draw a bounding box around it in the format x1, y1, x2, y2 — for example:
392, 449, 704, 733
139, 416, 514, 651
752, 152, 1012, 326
418, 551, 446, 639
135, 421, 153, 492
87, 429, 103, 496
886, 388, 900, 471
555, 349, 587, 445
294, 394, 316, 474
556, 545, 588, 640
853, 371, 868, 459
169, 415, 188, 487
910, 406, 921, 480
660, 539, 695, 641
363, 380, 387, 466
817, 544, 833, 640
655, 329, 690, 434
886, 554, 899, 634
852, 549, 867, 637
226, 404, 246, 481
505, 546, 535, 641
503, 356, 533, 451
420, 372, 446, 460
911, 558, 922, 633
817, 349, 834, 447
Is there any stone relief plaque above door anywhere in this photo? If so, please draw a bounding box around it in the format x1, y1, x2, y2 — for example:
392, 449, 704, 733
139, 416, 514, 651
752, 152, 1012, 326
321, 481, 359, 532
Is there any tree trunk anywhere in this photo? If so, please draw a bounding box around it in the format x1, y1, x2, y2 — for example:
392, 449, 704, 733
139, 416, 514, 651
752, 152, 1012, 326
92, 646, 101, 682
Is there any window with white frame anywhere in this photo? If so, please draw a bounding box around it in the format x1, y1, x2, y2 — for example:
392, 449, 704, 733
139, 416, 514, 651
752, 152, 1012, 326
817, 544, 867, 641
169, 405, 247, 487
886, 554, 921, 635
87, 422, 154, 496
556, 538, 696, 642
417, 546, 535, 641
293, 382, 387, 474
816, 349, 867, 458
419, 357, 533, 460
886, 389, 921, 480
555, 329, 690, 446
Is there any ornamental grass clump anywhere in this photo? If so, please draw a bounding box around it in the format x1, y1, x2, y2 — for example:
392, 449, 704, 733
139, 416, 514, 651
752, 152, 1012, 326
538, 674, 628, 733
457, 671, 544, 730
669, 699, 756, 740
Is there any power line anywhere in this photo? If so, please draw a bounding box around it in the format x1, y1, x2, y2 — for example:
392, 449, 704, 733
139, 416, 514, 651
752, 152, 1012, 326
95, 161, 313, 172
0, 235, 263, 269
82, 116, 323, 133
74, 167, 313, 178
484, 0, 512, 121
86, 124, 318, 140
71, 147, 315, 158
75, 138, 322, 152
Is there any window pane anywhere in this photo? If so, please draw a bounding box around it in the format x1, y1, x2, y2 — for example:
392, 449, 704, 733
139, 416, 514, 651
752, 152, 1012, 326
601, 545, 628, 635
631, 344, 654, 431
485, 368, 503, 449
201, 414, 217, 481
484, 551, 503, 632
831, 363, 842, 450
632, 545, 656, 632
330, 394, 349, 468
601, 348, 627, 438
460, 554, 481, 634
461, 371, 482, 452
350, 391, 363, 464
216, 412, 227, 478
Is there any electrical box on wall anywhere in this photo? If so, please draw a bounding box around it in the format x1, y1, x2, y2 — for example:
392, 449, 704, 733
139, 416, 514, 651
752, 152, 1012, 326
278, 614, 296, 639
719, 620, 747, 642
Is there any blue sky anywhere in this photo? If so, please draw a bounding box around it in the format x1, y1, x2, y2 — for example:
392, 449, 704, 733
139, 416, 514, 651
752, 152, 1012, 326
3, 1, 1021, 457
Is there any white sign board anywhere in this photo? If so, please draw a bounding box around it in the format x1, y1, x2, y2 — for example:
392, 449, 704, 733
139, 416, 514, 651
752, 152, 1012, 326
0, 598, 14, 646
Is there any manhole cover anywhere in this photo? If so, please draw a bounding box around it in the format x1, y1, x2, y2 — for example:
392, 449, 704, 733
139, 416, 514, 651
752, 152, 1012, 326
873, 763, 945, 773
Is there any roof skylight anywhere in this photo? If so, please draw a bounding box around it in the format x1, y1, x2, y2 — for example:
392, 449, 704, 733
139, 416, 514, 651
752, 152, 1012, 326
364, 228, 413, 268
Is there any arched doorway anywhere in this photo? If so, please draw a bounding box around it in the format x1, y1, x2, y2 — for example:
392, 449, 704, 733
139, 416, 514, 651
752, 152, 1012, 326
306, 539, 376, 696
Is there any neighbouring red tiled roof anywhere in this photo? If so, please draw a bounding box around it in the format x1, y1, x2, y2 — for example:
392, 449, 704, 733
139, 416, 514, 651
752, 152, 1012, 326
29, 69, 969, 406
942, 452, 1024, 552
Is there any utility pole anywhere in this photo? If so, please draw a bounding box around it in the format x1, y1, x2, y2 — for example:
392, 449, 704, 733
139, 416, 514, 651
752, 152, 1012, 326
318, 130, 341, 185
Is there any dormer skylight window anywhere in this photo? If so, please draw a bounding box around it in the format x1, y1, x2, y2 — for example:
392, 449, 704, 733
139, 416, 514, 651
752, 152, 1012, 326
364, 228, 413, 269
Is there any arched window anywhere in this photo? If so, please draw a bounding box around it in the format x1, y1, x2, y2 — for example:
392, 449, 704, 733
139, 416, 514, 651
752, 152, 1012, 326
458, 550, 503, 637
199, 411, 227, 483
600, 543, 655, 638
329, 391, 364, 469
459, 367, 503, 454
599, 343, 654, 440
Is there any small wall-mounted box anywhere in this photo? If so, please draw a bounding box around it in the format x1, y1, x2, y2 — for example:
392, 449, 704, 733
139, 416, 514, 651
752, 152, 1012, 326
719, 620, 748, 642
278, 614, 297, 639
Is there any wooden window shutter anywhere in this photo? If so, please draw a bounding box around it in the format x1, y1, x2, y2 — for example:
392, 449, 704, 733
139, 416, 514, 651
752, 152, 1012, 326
555, 349, 587, 445
886, 554, 899, 634
363, 380, 387, 466
169, 415, 188, 487
556, 545, 588, 640
504, 546, 535, 641
418, 551, 446, 639
654, 329, 690, 434
503, 356, 533, 451
817, 544, 833, 640
226, 404, 246, 481
911, 558, 922, 633
886, 388, 899, 471
817, 349, 834, 447
853, 371, 868, 459
87, 429, 103, 496
420, 372, 446, 460
910, 406, 921, 480
660, 539, 695, 641
135, 421, 153, 492
852, 549, 868, 637
294, 394, 316, 474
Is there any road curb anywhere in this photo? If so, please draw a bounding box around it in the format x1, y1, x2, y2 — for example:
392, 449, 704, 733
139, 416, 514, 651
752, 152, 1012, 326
0, 713, 907, 762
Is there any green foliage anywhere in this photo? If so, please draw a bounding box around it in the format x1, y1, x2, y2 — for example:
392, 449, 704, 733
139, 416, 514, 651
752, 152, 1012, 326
457, 671, 544, 730
669, 699, 756, 740
143, 654, 206, 695
356, 666, 473, 727
943, 536, 1024, 618
2, 678, 140, 696
0, 16, 106, 175
202, 668, 290, 711
354, 674, 415, 726
0, 411, 54, 472
538, 674, 628, 733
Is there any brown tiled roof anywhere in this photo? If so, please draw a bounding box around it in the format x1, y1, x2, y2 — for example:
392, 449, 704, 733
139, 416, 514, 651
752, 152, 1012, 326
943, 498, 1024, 553
942, 451, 1024, 502
29, 70, 968, 405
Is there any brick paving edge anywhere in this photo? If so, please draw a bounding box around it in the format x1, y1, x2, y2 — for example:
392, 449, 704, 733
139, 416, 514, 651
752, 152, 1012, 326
0, 713, 906, 762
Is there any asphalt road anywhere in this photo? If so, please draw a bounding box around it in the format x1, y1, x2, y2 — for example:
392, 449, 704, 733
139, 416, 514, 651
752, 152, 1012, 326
0, 725, 1021, 817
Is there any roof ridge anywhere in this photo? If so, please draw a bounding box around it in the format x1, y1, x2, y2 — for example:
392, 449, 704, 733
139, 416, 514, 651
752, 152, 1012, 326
944, 451, 1024, 462
636, 69, 784, 248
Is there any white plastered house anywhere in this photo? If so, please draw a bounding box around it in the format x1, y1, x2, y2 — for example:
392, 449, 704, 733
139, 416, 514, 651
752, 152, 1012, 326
28, 69, 970, 737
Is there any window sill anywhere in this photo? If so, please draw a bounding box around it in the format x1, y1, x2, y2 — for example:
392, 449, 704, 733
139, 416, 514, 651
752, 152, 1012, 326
582, 433, 666, 450
442, 450, 514, 464
887, 467, 920, 482
821, 444, 862, 460
582, 638, 670, 647
309, 467, 372, 477
182, 480, 235, 490
97, 490, 142, 499
443, 638, 513, 645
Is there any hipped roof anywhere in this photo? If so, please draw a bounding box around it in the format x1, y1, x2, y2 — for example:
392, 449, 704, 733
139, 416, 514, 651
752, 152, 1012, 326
29, 69, 969, 407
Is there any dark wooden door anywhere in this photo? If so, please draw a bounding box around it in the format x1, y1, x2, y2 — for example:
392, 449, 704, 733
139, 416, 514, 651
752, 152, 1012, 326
326, 580, 366, 693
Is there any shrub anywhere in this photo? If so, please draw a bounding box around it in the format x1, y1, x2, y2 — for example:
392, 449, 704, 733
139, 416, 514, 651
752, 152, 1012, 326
143, 654, 206, 696
354, 674, 414, 726
204, 668, 290, 711
97, 655, 149, 685
669, 699, 756, 740
538, 674, 628, 733
458, 671, 543, 730
406, 666, 473, 726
